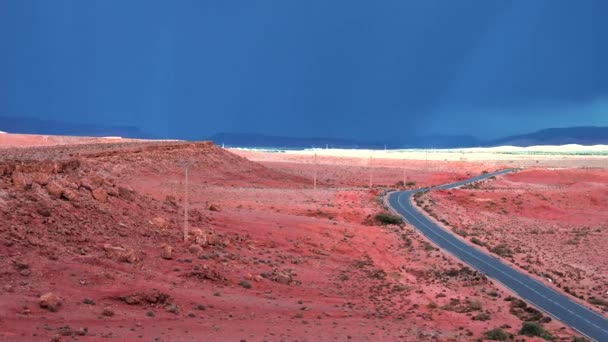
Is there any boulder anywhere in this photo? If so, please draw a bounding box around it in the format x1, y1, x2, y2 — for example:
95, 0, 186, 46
46, 181, 64, 199
103, 244, 137, 263
81, 174, 104, 191
36, 160, 59, 174
38, 292, 61, 312
191, 228, 219, 246
91, 188, 107, 203
150, 217, 168, 229
161, 244, 173, 260
31, 172, 51, 186
11, 172, 28, 189
118, 186, 135, 201
61, 188, 78, 202
106, 186, 119, 197
188, 244, 203, 256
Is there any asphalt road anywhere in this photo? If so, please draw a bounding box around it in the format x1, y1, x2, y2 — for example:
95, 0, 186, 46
386, 169, 608, 341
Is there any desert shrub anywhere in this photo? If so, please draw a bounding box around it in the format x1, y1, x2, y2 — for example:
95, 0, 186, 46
482, 170, 489, 174
467, 300, 482, 311
519, 322, 552, 340
490, 243, 513, 257
572, 337, 590, 342
588, 296, 608, 308
484, 328, 509, 341
470, 237, 486, 246
406, 181, 416, 187
375, 212, 402, 225
453, 228, 468, 237
238, 280, 252, 289
395, 180, 405, 187
472, 312, 491, 321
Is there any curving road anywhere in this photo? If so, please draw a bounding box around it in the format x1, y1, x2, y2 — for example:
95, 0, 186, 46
386, 169, 608, 341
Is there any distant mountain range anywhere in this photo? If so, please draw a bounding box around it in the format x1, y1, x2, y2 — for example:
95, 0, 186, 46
212, 127, 608, 149
2, 117, 606, 148
0, 116, 151, 139
487, 127, 608, 147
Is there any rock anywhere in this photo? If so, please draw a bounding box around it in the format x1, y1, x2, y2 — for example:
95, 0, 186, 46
118, 186, 134, 201
150, 217, 168, 229
32, 172, 51, 186
188, 244, 203, 256
165, 195, 177, 206
37, 160, 59, 174
28, 236, 43, 246
12, 259, 29, 271
274, 273, 292, 285
80, 174, 104, 191
46, 181, 64, 199
11, 172, 28, 189
3, 285, 14, 293
38, 292, 61, 312
161, 244, 173, 260
19, 269, 31, 276
91, 188, 107, 203
60, 159, 81, 173
106, 186, 119, 197
62, 188, 78, 201
102, 307, 115, 316
192, 229, 219, 246
37, 205, 52, 217
103, 244, 137, 263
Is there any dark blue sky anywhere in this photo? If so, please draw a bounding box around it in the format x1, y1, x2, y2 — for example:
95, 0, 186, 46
1, 1, 607, 140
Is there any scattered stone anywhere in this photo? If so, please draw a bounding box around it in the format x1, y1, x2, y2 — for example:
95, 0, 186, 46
61, 188, 78, 201
106, 186, 119, 197
150, 217, 168, 229
188, 244, 203, 256
38, 292, 62, 312
32, 172, 51, 186
165, 195, 177, 206
161, 244, 173, 260
11, 172, 28, 189
118, 186, 135, 201
91, 188, 107, 203
80, 175, 104, 190
12, 259, 29, 271
103, 244, 137, 263
165, 303, 179, 314
37, 205, 52, 217
83, 298, 96, 305
102, 307, 115, 317
46, 181, 64, 199
117, 290, 170, 305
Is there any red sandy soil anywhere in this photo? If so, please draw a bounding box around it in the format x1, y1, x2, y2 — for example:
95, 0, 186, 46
0, 142, 580, 341
231, 150, 503, 188
423, 168, 608, 316
0, 132, 145, 148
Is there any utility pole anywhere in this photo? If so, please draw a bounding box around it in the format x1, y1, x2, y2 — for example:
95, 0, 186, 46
177, 160, 199, 243
368, 156, 373, 189
313, 153, 318, 190
402, 158, 406, 187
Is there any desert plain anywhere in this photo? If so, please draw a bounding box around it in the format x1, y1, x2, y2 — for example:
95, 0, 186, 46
0, 133, 606, 341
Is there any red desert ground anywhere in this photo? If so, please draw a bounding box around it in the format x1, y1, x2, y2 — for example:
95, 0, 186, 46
0, 132, 607, 341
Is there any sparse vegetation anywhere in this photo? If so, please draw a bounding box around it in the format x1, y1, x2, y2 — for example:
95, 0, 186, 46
484, 328, 509, 341
375, 212, 402, 225
519, 322, 552, 340
490, 243, 513, 257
